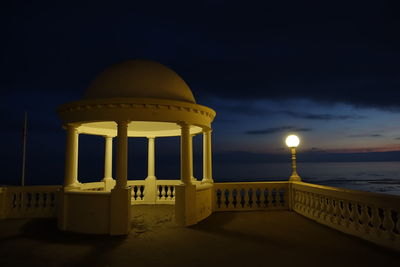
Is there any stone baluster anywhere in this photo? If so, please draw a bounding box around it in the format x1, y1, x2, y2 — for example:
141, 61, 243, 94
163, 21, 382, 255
310, 193, 316, 216
341, 201, 351, 227
23, 192, 29, 211
303, 192, 309, 214
319, 195, 326, 221
370, 207, 382, 237
349, 202, 357, 229
396, 209, 400, 236
38, 193, 44, 211
303, 192, 308, 213
310, 194, 316, 217
269, 188, 274, 208
262, 188, 268, 208
326, 198, 334, 223
296, 191, 302, 211
297, 191, 302, 211
274, 188, 279, 207
241, 188, 249, 208
300, 191, 304, 211
165, 186, 170, 200
359, 204, 370, 233
332, 199, 341, 225
161, 186, 167, 200
248, 188, 254, 208
224, 189, 230, 208
382, 208, 395, 240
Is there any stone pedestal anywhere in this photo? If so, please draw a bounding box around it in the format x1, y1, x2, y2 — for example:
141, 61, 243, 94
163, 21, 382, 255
110, 187, 131, 235
175, 184, 197, 226
103, 178, 116, 192
144, 176, 157, 203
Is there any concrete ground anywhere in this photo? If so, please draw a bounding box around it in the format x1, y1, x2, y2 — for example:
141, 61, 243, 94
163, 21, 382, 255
0, 205, 399, 267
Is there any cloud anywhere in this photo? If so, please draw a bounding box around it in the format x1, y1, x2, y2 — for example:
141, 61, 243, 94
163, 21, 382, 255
246, 126, 312, 135
347, 134, 382, 138
217, 105, 365, 121
218, 105, 268, 116
281, 111, 365, 120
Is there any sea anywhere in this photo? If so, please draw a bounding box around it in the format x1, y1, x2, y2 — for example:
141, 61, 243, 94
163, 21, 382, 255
212, 161, 400, 196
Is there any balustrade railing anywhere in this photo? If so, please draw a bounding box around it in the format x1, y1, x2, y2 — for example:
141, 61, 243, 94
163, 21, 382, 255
127, 180, 146, 203
213, 182, 290, 211
292, 182, 400, 251
2, 180, 399, 251
1, 186, 61, 219
156, 180, 180, 203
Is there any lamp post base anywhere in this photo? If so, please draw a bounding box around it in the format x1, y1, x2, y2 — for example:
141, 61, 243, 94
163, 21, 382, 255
289, 174, 301, 181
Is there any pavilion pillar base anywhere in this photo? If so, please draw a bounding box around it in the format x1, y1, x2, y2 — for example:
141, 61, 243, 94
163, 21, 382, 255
63, 183, 81, 191
103, 178, 115, 192
175, 184, 197, 226
110, 187, 131, 235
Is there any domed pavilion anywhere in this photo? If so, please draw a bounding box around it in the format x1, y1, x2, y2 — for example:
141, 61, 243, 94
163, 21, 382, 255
57, 60, 216, 235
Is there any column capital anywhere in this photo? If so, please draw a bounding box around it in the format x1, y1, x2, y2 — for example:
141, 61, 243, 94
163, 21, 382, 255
203, 128, 212, 134
63, 123, 81, 132
116, 120, 130, 127
177, 121, 190, 129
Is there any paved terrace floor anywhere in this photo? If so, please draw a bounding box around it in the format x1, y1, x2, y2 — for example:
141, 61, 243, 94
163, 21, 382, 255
0, 205, 399, 267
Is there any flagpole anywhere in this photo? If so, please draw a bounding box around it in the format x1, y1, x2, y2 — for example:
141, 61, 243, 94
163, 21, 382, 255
21, 112, 27, 186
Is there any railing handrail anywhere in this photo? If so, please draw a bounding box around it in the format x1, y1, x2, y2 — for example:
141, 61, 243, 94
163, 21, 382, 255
127, 180, 146, 185
67, 190, 110, 196
2, 185, 61, 192
156, 180, 181, 186
80, 182, 104, 187
292, 181, 400, 207
214, 181, 289, 187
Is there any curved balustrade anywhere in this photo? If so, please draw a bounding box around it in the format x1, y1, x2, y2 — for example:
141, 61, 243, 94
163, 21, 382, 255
213, 182, 290, 211
127, 179, 180, 204
292, 182, 400, 251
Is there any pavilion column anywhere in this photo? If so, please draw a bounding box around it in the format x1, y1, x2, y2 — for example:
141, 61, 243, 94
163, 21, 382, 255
144, 137, 157, 203
202, 129, 213, 183
180, 122, 193, 184
64, 123, 80, 188
175, 122, 197, 226
110, 120, 131, 235
103, 136, 114, 191
115, 120, 129, 189
189, 134, 196, 182
147, 137, 156, 178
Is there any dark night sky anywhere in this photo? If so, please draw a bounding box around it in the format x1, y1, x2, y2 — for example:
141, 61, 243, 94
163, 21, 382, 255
2, 1, 400, 185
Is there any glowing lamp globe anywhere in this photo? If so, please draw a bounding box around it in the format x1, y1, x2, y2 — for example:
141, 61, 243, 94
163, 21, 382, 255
285, 135, 300, 148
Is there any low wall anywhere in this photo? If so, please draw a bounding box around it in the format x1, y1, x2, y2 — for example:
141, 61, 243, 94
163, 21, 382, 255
175, 182, 214, 226
59, 190, 110, 234
195, 183, 213, 222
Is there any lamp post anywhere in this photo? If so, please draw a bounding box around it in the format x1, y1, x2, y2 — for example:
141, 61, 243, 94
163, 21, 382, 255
285, 135, 301, 181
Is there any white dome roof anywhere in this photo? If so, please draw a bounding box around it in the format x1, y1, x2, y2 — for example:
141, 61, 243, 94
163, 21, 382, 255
85, 59, 196, 103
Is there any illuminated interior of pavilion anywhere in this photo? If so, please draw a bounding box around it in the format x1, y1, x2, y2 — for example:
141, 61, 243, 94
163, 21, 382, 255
57, 59, 215, 235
